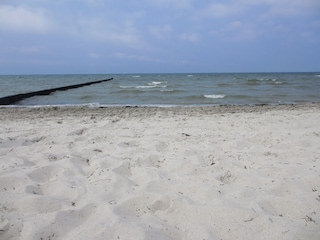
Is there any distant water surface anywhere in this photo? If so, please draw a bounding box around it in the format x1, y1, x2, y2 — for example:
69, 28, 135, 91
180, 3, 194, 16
0, 73, 319, 106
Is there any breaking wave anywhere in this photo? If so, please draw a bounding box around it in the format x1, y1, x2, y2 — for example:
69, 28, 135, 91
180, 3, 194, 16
204, 94, 226, 99
120, 81, 167, 89
246, 78, 283, 85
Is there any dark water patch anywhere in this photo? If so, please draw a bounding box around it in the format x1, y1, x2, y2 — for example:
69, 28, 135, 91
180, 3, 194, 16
230, 94, 254, 99
217, 83, 231, 87
79, 95, 96, 100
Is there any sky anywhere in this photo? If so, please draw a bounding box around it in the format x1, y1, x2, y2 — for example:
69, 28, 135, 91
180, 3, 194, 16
0, 0, 319, 74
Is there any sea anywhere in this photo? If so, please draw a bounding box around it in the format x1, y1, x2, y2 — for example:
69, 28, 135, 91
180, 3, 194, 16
0, 72, 319, 107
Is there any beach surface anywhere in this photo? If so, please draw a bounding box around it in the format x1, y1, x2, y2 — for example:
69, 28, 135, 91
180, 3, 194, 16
1, 104, 320, 240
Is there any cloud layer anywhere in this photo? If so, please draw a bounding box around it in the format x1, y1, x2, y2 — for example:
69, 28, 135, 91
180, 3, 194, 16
0, 0, 319, 73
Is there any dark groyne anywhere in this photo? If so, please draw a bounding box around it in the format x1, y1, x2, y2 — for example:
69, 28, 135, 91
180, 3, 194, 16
0, 78, 113, 105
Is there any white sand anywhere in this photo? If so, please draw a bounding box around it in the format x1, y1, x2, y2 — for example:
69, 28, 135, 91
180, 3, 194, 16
0, 104, 319, 240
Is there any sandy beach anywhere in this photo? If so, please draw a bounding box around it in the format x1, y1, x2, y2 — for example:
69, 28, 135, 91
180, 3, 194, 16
0, 104, 319, 240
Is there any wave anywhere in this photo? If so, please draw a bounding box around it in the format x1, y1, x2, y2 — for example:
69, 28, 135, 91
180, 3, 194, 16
136, 85, 158, 89
79, 95, 95, 100
148, 81, 167, 85
160, 89, 174, 92
119, 85, 134, 89
217, 83, 231, 87
204, 94, 226, 99
120, 85, 156, 89
246, 79, 264, 86
246, 78, 283, 85
120, 81, 167, 89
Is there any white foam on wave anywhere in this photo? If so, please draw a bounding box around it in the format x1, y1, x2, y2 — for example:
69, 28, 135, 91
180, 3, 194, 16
271, 79, 284, 85
148, 81, 167, 86
120, 85, 156, 89
149, 81, 163, 85
204, 94, 226, 99
120, 81, 168, 90
132, 75, 140, 78
136, 85, 157, 89
120, 83, 167, 89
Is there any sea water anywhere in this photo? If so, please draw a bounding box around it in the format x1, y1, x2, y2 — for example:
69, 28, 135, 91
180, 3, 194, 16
0, 73, 319, 106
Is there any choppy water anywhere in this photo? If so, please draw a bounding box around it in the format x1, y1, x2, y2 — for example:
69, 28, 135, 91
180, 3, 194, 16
0, 72, 319, 106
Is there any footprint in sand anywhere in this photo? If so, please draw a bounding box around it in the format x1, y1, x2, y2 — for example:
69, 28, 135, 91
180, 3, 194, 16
67, 128, 87, 136
138, 154, 163, 168
113, 162, 132, 176
116, 195, 171, 217
28, 165, 63, 183
219, 170, 236, 184
0, 217, 10, 236
23, 136, 46, 146
155, 141, 168, 152
118, 141, 138, 148
40, 181, 81, 200
149, 197, 171, 213
34, 204, 95, 239
258, 200, 279, 216
16, 196, 63, 214
0, 177, 24, 192
26, 185, 43, 195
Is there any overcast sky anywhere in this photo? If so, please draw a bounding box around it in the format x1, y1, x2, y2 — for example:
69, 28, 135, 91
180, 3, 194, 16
0, 0, 319, 74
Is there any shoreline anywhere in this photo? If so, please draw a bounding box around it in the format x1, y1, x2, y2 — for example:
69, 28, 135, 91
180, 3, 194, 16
1, 102, 320, 120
